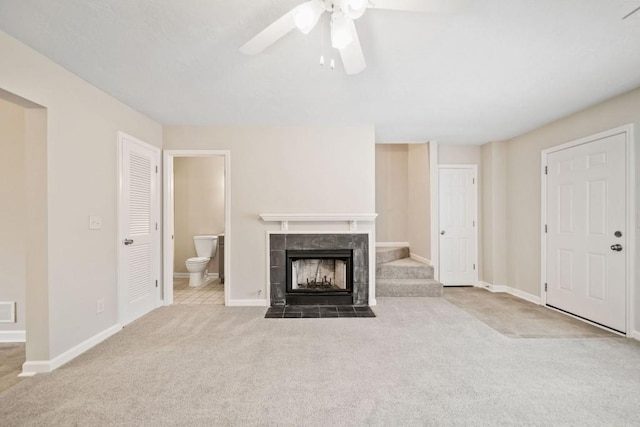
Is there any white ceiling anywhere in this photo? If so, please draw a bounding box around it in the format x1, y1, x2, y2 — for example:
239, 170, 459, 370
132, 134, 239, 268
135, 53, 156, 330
1, 0, 640, 144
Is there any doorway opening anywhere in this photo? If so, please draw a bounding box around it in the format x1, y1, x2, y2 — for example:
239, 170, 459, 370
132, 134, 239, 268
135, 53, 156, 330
0, 88, 48, 378
163, 151, 231, 306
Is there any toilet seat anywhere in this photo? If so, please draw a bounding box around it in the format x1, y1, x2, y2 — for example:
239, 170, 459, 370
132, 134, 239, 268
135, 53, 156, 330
186, 257, 210, 264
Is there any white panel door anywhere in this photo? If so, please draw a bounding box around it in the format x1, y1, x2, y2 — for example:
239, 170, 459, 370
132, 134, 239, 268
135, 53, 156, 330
119, 133, 160, 325
439, 167, 477, 285
546, 133, 626, 332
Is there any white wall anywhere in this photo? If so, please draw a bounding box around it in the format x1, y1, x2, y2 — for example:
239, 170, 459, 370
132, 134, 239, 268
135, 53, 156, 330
0, 97, 26, 334
164, 126, 376, 303
480, 141, 507, 286
439, 145, 482, 166
0, 30, 162, 362
375, 144, 409, 243
407, 144, 431, 260
500, 86, 640, 333
174, 156, 225, 274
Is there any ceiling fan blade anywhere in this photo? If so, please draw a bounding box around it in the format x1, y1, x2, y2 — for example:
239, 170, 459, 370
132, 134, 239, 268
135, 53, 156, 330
369, 0, 468, 13
339, 20, 366, 75
240, 8, 297, 55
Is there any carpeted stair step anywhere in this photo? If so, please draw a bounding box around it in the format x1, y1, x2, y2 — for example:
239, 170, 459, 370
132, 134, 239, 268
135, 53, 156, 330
375, 246, 410, 265
376, 278, 443, 297
376, 257, 434, 280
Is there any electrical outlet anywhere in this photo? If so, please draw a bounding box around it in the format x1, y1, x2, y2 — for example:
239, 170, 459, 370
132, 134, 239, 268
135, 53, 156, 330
89, 215, 102, 230
96, 299, 104, 314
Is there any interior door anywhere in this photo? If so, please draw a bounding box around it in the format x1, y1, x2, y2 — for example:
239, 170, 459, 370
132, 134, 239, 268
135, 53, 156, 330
439, 167, 477, 286
119, 133, 160, 325
546, 133, 626, 333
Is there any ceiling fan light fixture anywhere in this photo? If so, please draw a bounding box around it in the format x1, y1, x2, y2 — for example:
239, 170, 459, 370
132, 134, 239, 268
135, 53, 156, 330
294, 0, 325, 34
331, 12, 353, 49
347, 0, 367, 11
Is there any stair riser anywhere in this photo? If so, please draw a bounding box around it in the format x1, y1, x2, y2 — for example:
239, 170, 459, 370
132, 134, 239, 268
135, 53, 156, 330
376, 265, 434, 280
376, 283, 443, 297
375, 247, 410, 265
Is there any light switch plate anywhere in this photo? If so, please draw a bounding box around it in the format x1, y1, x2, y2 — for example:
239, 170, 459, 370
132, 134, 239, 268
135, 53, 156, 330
89, 215, 102, 230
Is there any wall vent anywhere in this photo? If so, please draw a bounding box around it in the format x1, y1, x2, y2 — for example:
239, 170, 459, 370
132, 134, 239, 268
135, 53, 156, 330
0, 302, 16, 323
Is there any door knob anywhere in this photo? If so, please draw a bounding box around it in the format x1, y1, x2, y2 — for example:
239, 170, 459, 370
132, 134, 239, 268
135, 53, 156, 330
440, 231, 446, 235
123, 238, 134, 245
610, 244, 623, 252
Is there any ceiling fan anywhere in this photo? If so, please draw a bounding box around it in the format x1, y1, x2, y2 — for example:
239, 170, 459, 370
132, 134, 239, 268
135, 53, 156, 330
239, 0, 466, 75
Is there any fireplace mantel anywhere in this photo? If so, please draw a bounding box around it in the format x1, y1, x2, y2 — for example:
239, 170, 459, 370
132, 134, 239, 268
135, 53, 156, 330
259, 213, 378, 231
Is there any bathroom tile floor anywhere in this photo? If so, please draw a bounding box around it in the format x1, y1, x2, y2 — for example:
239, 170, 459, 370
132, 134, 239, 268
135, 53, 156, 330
173, 277, 224, 305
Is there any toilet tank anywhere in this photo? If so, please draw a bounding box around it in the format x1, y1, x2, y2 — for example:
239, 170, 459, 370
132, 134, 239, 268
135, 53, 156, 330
193, 235, 218, 258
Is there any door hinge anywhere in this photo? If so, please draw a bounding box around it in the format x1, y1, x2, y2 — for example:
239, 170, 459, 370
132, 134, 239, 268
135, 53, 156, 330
544, 282, 547, 292
473, 220, 475, 227
155, 222, 158, 230
155, 165, 158, 173
472, 178, 475, 184
155, 280, 158, 288
544, 166, 548, 175
545, 224, 547, 233
473, 264, 476, 270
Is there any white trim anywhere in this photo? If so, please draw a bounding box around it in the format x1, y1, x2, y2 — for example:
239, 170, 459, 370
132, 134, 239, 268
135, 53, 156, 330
631, 330, 640, 341
0, 330, 26, 343
429, 142, 439, 280
163, 150, 231, 307
437, 164, 479, 286
226, 299, 268, 307
117, 132, 162, 326
260, 213, 377, 231
21, 324, 122, 375
410, 253, 431, 265
477, 282, 542, 305
264, 229, 376, 306
540, 124, 635, 336
376, 242, 409, 248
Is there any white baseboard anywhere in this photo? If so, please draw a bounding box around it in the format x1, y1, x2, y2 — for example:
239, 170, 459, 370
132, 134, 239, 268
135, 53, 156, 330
410, 253, 431, 265
477, 281, 542, 305
630, 330, 640, 341
0, 330, 26, 343
174, 272, 219, 279
368, 298, 377, 306
376, 242, 409, 248
21, 323, 122, 376
226, 299, 267, 307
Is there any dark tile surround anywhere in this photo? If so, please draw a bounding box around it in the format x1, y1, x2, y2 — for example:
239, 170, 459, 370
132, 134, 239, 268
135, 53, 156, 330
269, 233, 369, 306
265, 305, 376, 318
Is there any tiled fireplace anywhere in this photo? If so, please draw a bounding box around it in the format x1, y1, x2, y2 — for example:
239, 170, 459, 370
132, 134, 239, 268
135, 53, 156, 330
269, 233, 369, 306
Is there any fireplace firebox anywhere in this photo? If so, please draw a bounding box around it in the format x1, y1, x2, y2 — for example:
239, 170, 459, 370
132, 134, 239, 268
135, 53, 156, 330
286, 249, 353, 305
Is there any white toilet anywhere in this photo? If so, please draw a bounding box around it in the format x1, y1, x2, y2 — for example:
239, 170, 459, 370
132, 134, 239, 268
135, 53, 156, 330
185, 235, 218, 287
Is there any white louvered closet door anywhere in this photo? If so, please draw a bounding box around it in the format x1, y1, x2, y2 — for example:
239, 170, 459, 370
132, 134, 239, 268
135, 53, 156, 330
119, 134, 160, 325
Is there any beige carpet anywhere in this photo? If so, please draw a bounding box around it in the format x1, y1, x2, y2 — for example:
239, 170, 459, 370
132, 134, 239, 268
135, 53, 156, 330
1, 298, 639, 426
444, 287, 617, 338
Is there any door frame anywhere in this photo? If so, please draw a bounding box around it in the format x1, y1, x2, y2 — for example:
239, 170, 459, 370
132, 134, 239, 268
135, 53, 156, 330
540, 124, 635, 336
163, 150, 231, 306
117, 132, 162, 325
437, 164, 479, 286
